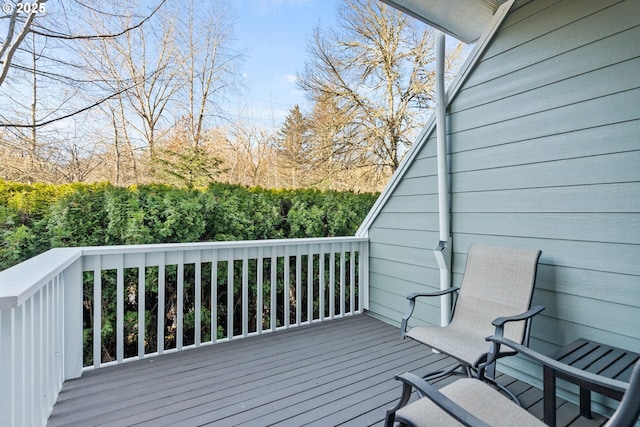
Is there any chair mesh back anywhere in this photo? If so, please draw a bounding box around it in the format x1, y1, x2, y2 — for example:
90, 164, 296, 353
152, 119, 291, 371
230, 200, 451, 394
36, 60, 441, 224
451, 244, 541, 344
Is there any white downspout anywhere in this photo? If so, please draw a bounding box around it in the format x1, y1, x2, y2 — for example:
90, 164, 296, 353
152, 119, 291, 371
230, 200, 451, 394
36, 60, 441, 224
434, 30, 452, 327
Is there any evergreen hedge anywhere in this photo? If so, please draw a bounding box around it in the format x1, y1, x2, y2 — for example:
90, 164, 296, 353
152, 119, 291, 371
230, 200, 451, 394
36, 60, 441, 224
0, 180, 378, 271
1, 181, 378, 364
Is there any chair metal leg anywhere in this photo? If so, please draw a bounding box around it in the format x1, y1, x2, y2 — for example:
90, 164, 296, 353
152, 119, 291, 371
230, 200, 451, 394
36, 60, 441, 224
483, 376, 523, 407
422, 362, 465, 381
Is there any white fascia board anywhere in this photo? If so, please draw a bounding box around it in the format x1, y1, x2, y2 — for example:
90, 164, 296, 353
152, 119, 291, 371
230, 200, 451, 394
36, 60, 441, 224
356, 0, 515, 238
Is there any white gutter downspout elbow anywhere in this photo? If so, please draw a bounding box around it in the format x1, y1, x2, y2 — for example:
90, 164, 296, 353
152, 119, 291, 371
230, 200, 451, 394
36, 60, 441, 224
434, 30, 452, 327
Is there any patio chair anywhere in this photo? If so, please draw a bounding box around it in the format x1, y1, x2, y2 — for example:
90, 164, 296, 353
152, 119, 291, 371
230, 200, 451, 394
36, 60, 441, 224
385, 336, 640, 427
400, 244, 544, 396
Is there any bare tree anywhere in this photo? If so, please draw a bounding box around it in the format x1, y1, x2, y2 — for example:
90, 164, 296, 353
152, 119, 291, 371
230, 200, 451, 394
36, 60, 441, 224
298, 0, 462, 180
0, 1, 167, 183
174, 0, 241, 150
81, 0, 241, 182
0, 0, 46, 87
217, 122, 276, 188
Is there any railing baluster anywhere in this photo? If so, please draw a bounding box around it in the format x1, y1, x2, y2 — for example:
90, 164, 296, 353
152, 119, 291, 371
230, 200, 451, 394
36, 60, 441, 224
227, 250, 234, 340
33, 289, 42, 425
242, 248, 249, 337
116, 256, 124, 363
138, 254, 145, 358
16, 304, 25, 426
270, 249, 277, 331
284, 245, 290, 328
56, 274, 64, 390
329, 249, 335, 319
93, 258, 102, 368
0, 307, 10, 424
257, 246, 264, 334
319, 246, 325, 321
296, 245, 302, 326
211, 250, 218, 344
195, 251, 202, 347
340, 245, 346, 316
177, 251, 184, 351
25, 296, 33, 426
158, 254, 165, 355
307, 246, 313, 323
47, 279, 55, 406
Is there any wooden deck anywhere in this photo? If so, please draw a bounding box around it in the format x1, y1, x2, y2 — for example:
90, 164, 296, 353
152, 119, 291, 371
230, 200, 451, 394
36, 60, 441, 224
47, 314, 608, 426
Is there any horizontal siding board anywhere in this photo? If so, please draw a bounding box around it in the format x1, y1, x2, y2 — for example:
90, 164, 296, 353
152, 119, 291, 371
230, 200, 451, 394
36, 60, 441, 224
369, 241, 438, 268
370, 212, 439, 231
451, 151, 640, 193
452, 213, 640, 245
451, 58, 640, 133
369, 284, 441, 327
453, 234, 640, 276
369, 228, 435, 250
391, 175, 438, 197
465, 0, 636, 86
482, 0, 620, 60
401, 155, 438, 179
533, 290, 640, 341
451, 121, 639, 172
369, 258, 439, 288
375, 194, 439, 213
450, 89, 640, 152
454, 25, 640, 112
453, 183, 640, 214
536, 265, 640, 307
532, 316, 640, 354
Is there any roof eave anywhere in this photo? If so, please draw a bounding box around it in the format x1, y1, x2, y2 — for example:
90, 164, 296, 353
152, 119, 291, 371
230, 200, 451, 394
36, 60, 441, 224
379, 0, 509, 43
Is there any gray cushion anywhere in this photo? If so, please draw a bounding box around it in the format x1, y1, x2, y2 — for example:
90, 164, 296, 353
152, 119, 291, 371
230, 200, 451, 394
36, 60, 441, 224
396, 378, 546, 427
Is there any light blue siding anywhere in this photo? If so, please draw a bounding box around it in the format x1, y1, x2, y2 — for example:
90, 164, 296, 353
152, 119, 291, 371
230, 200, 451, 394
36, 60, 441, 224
366, 0, 640, 412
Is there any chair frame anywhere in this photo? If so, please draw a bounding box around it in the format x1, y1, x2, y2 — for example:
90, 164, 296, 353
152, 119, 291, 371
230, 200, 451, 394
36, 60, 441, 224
385, 336, 639, 427
401, 289, 544, 376
400, 245, 544, 397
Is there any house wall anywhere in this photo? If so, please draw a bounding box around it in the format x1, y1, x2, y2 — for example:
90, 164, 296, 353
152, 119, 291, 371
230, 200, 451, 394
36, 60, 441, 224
367, 0, 640, 403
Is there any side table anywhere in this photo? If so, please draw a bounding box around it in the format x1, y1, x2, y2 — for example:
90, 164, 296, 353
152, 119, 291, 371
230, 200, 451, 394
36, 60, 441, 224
543, 338, 639, 427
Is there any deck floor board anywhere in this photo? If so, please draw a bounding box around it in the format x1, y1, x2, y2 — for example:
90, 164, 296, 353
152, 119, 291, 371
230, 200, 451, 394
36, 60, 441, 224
47, 314, 607, 426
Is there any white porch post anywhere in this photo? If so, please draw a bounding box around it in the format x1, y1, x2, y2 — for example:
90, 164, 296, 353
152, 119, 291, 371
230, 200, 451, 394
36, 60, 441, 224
63, 257, 84, 380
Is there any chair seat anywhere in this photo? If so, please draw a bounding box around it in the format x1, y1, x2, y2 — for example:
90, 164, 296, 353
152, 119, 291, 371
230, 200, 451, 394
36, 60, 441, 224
395, 378, 545, 427
407, 325, 488, 367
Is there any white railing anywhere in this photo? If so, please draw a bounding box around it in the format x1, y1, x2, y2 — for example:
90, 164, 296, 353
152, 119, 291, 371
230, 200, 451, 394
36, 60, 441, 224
0, 236, 368, 426
0, 248, 84, 427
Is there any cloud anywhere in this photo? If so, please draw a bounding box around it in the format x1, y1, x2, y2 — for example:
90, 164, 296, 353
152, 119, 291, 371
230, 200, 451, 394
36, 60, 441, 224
284, 74, 297, 84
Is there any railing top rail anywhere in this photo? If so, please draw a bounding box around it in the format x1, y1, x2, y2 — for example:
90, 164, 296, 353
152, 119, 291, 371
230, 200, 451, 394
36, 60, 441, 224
79, 236, 368, 256
0, 247, 82, 309
0, 236, 368, 309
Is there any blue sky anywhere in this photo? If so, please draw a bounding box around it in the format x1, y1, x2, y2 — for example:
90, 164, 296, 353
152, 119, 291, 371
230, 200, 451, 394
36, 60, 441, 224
229, 0, 341, 127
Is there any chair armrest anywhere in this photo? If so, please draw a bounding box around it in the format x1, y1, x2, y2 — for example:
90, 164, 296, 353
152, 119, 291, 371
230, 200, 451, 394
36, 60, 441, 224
400, 287, 460, 338
480, 305, 545, 372
492, 305, 546, 328
486, 336, 629, 394
392, 373, 491, 427
407, 287, 460, 301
